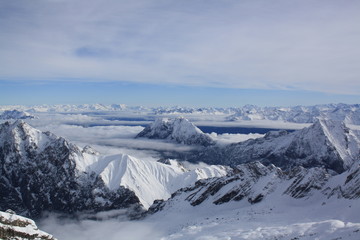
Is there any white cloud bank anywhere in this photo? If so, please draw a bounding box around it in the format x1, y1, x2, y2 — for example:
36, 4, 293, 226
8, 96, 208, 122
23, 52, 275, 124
38, 215, 163, 240
1, 0, 360, 94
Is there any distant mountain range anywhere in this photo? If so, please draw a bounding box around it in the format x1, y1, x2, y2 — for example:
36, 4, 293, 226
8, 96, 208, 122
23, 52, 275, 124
0, 110, 35, 120
1, 103, 360, 124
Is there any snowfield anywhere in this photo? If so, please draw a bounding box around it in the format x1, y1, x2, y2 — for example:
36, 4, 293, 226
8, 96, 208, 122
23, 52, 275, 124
39, 196, 360, 240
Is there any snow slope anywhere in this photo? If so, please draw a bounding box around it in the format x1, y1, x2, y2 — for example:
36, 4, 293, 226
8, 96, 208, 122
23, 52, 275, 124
145, 161, 360, 240
91, 156, 228, 208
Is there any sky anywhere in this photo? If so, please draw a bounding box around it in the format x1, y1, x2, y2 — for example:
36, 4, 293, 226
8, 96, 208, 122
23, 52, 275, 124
0, 0, 359, 107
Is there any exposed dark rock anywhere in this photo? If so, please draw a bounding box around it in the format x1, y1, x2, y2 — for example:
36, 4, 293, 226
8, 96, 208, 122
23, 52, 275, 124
0, 121, 141, 219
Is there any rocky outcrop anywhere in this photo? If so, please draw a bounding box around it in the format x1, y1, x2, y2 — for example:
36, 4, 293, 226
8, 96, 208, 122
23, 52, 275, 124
0, 210, 56, 240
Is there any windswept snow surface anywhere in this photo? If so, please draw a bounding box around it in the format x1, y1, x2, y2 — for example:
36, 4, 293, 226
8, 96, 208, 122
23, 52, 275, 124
39, 194, 360, 240
147, 198, 360, 240
144, 163, 360, 239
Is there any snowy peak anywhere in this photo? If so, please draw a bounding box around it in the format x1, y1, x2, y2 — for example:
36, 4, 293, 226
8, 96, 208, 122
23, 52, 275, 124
0, 110, 35, 119
95, 154, 228, 209
137, 117, 214, 146
0, 120, 82, 162
292, 119, 360, 170
188, 119, 360, 173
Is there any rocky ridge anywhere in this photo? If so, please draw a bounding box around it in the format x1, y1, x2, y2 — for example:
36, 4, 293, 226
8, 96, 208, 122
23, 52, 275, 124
148, 160, 360, 214
188, 119, 360, 173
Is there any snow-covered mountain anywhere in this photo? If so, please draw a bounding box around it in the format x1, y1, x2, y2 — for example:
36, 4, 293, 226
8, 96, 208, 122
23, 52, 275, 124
0, 110, 35, 119
90, 156, 228, 209
136, 117, 215, 146
0, 210, 56, 240
188, 119, 360, 173
149, 161, 360, 212
0, 120, 141, 218
148, 162, 329, 212
145, 161, 360, 240
0, 120, 228, 217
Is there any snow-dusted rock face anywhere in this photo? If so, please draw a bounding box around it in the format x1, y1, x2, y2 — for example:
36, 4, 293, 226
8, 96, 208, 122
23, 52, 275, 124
0, 120, 140, 218
136, 117, 214, 146
148, 161, 360, 214
189, 119, 360, 173
0, 110, 35, 120
0, 121, 229, 217
0, 210, 56, 240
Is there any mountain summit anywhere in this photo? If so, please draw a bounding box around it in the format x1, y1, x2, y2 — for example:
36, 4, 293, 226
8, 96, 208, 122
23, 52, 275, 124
136, 117, 214, 146
0, 120, 140, 218
189, 119, 360, 173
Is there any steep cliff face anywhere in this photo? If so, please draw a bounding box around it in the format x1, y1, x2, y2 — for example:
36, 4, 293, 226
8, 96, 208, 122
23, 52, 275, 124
0, 121, 140, 218
136, 117, 214, 146
0, 210, 56, 240
189, 119, 360, 173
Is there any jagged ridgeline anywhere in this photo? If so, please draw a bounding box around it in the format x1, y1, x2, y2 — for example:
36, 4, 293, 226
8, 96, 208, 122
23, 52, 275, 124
0, 120, 141, 218
187, 119, 360, 174
0, 120, 228, 219
149, 161, 360, 215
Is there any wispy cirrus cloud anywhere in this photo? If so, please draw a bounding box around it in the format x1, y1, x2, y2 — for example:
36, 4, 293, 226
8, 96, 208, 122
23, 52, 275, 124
1, 0, 360, 95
